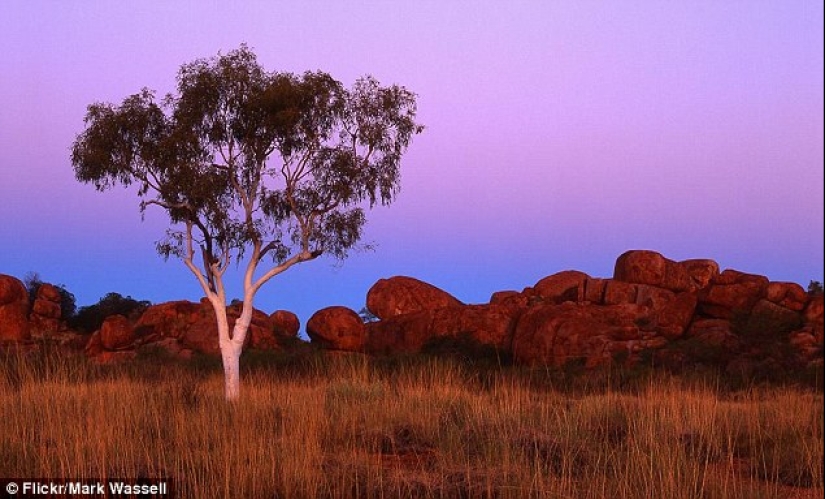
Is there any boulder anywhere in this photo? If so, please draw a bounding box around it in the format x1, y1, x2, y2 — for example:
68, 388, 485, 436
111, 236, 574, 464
366, 276, 463, 320
306, 306, 366, 351
803, 295, 824, 325
430, 304, 516, 349
742, 299, 802, 338
661, 261, 692, 293
84, 331, 104, 357
614, 250, 717, 293
134, 300, 203, 340
653, 292, 698, 340
490, 290, 521, 305
32, 299, 61, 319
100, 315, 135, 350
179, 316, 222, 355
802, 295, 823, 343
582, 278, 607, 304
614, 250, 667, 287
364, 304, 517, 355
134, 299, 281, 355
511, 302, 647, 366
226, 302, 280, 351
765, 282, 808, 312
30, 284, 63, 335
698, 270, 768, 319
0, 274, 30, 341
270, 310, 300, 338
36, 283, 62, 302
678, 259, 720, 291
603, 280, 638, 305
533, 270, 589, 303
365, 310, 432, 355
686, 319, 740, 349
635, 285, 675, 310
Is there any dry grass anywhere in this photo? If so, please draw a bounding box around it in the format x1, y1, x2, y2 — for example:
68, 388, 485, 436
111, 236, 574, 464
1, 346, 822, 498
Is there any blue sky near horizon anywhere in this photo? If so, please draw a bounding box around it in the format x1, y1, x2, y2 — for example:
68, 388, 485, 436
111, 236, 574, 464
1, 2, 823, 333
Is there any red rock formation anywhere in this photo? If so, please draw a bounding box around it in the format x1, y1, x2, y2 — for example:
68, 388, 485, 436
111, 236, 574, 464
686, 319, 740, 349
0, 274, 30, 341
30, 283, 63, 335
581, 278, 607, 304
271, 310, 300, 337
603, 280, 638, 305
100, 315, 135, 350
533, 270, 589, 303
132, 299, 284, 355
366, 276, 463, 320
365, 311, 431, 355
765, 282, 808, 312
134, 300, 203, 340
697, 270, 769, 319
678, 259, 720, 291
614, 250, 667, 288
653, 292, 698, 340
306, 306, 366, 351
614, 250, 720, 293
364, 304, 517, 355
511, 302, 650, 366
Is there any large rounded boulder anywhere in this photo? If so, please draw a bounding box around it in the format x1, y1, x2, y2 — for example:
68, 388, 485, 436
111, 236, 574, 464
306, 306, 366, 351
100, 314, 135, 350
270, 310, 300, 338
0, 274, 31, 341
366, 276, 463, 320
533, 270, 589, 303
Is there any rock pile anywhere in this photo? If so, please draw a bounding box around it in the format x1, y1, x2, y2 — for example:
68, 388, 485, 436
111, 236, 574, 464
84, 299, 298, 362
29, 283, 63, 335
306, 250, 824, 370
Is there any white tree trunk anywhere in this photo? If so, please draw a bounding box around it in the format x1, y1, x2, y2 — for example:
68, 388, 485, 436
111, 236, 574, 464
220, 337, 243, 401
218, 297, 254, 401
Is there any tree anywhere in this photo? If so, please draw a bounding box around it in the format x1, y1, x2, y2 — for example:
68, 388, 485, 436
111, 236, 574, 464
71, 46, 423, 400
70, 292, 151, 334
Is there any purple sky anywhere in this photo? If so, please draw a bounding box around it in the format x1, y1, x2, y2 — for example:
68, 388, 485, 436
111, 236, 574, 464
2, 2, 823, 333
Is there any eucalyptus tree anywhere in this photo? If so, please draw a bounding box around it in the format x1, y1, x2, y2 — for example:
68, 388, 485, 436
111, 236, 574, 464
71, 46, 423, 400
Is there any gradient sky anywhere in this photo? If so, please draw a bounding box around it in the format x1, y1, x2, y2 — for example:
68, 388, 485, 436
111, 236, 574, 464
1, 2, 823, 335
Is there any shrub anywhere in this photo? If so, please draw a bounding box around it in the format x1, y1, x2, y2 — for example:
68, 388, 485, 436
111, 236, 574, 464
69, 292, 151, 333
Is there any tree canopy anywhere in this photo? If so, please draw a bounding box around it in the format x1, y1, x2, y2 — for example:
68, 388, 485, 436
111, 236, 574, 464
72, 45, 423, 296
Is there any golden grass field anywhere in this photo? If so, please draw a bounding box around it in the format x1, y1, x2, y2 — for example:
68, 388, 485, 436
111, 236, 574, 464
1, 346, 822, 498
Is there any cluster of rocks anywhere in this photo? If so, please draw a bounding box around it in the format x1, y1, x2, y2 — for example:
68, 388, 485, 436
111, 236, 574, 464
1, 249, 823, 371
82, 300, 300, 363
0, 273, 300, 363
306, 250, 823, 370
29, 283, 63, 335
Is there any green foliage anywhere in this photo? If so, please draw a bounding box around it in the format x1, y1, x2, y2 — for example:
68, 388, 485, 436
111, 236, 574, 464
69, 292, 150, 333
71, 44, 424, 279
808, 280, 824, 295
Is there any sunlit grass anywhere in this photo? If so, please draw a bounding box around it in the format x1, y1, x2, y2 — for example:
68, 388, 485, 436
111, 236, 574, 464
1, 346, 822, 498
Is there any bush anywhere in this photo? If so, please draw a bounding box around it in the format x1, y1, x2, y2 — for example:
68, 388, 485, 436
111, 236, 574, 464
69, 292, 151, 333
